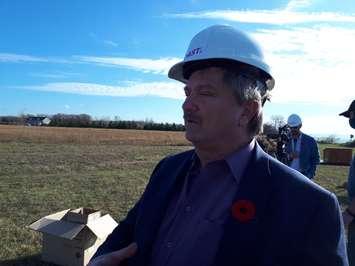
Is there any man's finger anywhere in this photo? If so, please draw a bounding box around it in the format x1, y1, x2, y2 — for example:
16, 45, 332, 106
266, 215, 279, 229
110, 242, 138, 262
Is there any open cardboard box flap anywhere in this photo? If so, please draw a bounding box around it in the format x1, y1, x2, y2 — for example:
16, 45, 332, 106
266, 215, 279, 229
86, 214, 118, 239
28, 208, 117, 240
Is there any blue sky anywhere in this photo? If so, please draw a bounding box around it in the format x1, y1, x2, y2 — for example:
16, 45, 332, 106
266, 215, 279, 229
1, 0, 355, 139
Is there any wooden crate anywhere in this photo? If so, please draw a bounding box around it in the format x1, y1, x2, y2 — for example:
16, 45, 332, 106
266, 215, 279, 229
323, 148, 353, 166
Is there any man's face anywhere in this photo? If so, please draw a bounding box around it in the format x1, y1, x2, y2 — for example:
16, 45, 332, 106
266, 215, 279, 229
290, 126, 301, 137
182, 67, 245, 147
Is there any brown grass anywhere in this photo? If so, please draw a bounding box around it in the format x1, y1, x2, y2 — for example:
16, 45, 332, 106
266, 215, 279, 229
0, 125, 190, 146
0, 125, 191, 264
0, 125, 352, 265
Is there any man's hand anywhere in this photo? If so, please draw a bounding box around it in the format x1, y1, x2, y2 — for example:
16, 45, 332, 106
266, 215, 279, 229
88, 243, 138, 266
342, 210, 354, 228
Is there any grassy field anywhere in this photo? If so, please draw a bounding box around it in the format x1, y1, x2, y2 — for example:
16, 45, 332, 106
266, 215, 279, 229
0, 125, 353, 265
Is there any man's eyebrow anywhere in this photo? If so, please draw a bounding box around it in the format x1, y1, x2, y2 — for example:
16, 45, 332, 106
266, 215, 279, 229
183, 84, 217, 92
196, 84, 217, 91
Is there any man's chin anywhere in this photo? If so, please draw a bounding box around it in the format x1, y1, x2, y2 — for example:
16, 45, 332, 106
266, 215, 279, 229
185, 131, 200, 143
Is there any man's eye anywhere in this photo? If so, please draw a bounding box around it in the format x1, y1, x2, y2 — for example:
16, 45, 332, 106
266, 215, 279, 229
200, 91, 214, 96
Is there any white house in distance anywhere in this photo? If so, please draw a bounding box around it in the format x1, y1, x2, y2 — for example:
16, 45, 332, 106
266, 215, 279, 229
26, 116, 51, 126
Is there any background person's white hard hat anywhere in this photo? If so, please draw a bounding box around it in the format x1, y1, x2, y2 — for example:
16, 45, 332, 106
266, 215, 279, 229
168, 24, 275, 90
287, 114, 302, 127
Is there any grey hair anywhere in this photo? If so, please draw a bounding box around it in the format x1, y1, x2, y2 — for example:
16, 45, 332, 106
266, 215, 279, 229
222, 70, 271, 136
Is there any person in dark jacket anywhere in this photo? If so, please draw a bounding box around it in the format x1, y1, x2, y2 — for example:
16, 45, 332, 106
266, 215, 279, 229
340, 100, 355, 266
285, 113, 320, 179
89, 25, 348, 266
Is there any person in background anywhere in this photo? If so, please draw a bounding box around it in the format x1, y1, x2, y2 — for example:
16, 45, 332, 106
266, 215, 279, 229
89, 25, 347, 266
340, 100, 355, 266
285, 114, 320, 179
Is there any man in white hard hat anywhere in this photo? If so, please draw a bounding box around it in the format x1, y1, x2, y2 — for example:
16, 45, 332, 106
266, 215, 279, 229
340, 100, 355, 265
89, 25, 347, 266
285, 114, 320, 179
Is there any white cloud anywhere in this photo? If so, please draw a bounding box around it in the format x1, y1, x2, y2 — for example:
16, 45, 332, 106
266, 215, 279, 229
103, 40, 118, 47
167, 8, 355, 108
0, 53, 73, 64
76, 56, 181, 75
64, 104, 70, 109
168, 10, 355, 25
285, 0, 313, 11
0, 53, 48, 63
21, 81, 185, 99
0, 53, 180, 76
250, 25, 355, 105
89, 32, 119, 47
30, 73, 67, 79
29, 72, 82, 79
302, 114, 353, 137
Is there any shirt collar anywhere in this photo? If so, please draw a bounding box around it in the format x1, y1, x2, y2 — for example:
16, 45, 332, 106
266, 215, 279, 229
191, 139, 255, 183
189, 152, 201, 174
294, 132, 302, 140
225, 139, 255, 183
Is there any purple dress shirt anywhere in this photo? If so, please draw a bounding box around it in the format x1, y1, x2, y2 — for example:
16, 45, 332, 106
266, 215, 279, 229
149, 140, 255, 266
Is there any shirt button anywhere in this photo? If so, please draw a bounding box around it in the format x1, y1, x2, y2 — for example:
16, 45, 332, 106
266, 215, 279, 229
166, 241, 173, 248
185, 205, 192, 212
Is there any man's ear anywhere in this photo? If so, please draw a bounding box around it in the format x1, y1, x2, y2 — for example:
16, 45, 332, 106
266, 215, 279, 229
238, 100, 260, 127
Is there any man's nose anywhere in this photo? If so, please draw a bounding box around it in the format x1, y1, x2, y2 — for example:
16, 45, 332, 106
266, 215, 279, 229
182, 95, 198, 112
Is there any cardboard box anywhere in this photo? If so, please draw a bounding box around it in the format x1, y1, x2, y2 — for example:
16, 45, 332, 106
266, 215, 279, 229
323, 148, 353, 166
29, 207, 118, 266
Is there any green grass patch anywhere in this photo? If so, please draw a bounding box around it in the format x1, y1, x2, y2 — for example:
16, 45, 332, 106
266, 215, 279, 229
0, 140, 352, 264
0, 141, 189, 264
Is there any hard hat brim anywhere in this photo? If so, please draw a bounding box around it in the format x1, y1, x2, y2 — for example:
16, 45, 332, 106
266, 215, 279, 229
168, 60, 186, 83
339, 110, 350, 117
287, 122, 301, 127
168, 58, 275, 90
339, 100, 355, 117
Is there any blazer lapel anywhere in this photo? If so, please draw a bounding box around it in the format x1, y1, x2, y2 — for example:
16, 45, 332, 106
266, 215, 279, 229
214, 143, 276, 265
133, 150, 195, 263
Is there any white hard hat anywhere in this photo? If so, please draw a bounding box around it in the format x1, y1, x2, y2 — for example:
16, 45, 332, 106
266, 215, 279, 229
168, 24, 275, 90
287, 114, 302, 127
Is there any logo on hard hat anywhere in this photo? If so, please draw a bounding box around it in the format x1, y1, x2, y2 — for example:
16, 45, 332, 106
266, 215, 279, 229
185, 47, 202, 58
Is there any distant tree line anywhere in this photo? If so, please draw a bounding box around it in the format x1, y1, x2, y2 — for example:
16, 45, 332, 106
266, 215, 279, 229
0, 113, 185, 132
1, 114, 353, 146
0, 115, 24, 125
0, 113, 292, 136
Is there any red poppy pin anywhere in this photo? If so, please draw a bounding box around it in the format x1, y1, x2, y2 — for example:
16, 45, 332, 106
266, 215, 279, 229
231, 200, 256, 223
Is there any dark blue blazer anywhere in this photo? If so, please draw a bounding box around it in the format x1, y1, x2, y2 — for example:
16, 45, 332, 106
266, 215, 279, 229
92, 143, 348, 266
285, 133, 320, 179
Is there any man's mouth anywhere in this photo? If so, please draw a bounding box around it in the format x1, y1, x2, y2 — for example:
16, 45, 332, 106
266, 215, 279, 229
183, 114, 199, 124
